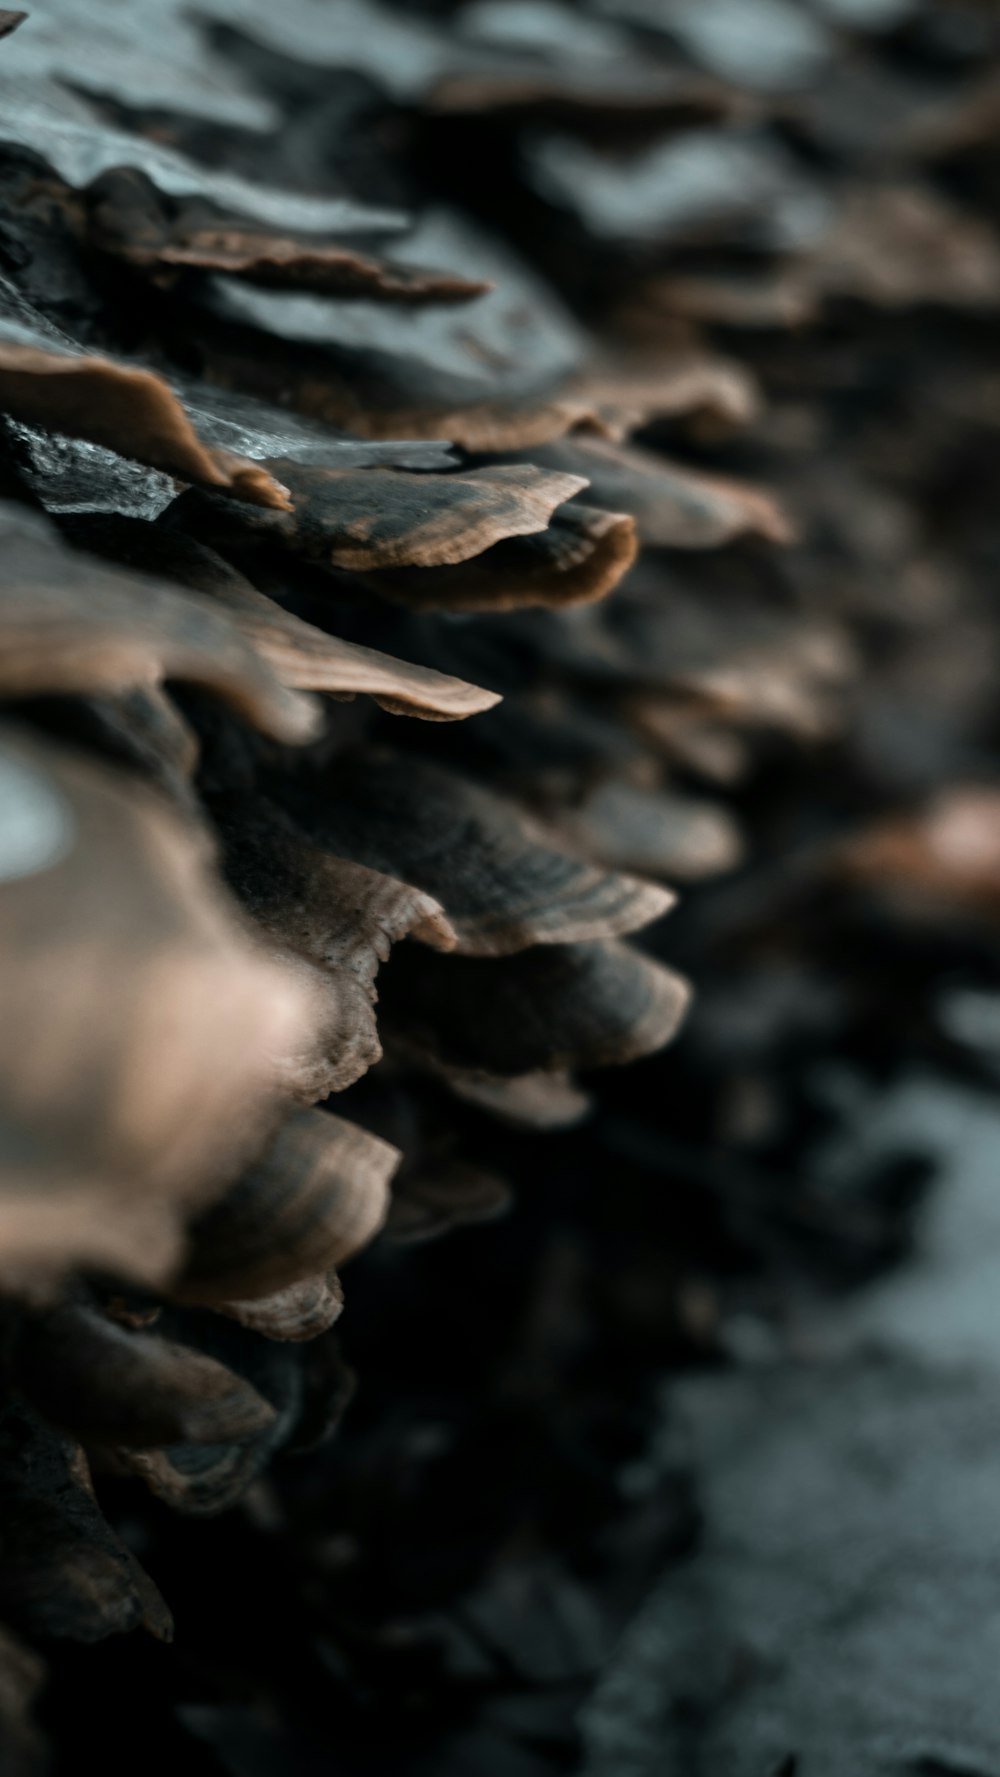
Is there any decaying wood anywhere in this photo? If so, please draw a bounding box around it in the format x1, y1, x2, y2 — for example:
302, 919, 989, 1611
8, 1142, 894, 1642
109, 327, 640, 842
6, 2, 992, 1753
0, 1405, 172, 1641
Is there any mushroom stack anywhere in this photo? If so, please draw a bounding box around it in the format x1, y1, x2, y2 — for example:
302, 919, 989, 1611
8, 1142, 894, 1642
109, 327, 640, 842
2, 1, 999, 1765
0, 1, 793, 1731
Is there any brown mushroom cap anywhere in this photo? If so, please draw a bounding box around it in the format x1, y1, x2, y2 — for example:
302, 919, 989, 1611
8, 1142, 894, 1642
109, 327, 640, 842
379, 939, 691, 1078
177, 1108, 400, 1305
283, 752, 675, 956
0, 728, 311, 1287
0, 502, 320, 743
0, 288, 295, 507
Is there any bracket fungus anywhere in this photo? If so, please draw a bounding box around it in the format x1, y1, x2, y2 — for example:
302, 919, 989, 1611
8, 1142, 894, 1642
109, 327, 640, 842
0, 1, 998, 1770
